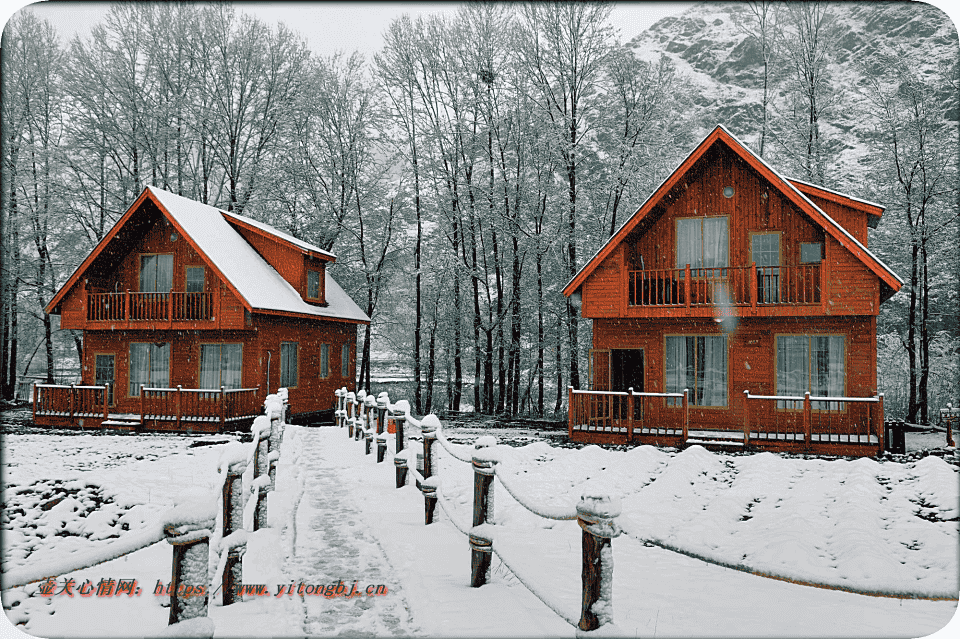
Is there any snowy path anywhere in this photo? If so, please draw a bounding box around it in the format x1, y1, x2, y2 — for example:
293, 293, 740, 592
285, 431, 418, 636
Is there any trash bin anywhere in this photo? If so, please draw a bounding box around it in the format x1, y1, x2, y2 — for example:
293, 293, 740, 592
884, 420, 905, 454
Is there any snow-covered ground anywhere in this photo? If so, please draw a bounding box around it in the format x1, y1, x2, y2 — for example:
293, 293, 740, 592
2, 410, 958, 638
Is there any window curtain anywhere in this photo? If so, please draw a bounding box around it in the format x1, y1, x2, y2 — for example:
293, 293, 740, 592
129, 343, 169, 395
676, 219, 699, 270
281, 343, 298, 388
702, 217, 728, 270
200, 344, 242, 389
700, 336, 727, 406
140, 255, 173, 292
812, 336, 844, 409
199, 345, 219, 389
666, 336, 697, 406
777, 337, 808, 409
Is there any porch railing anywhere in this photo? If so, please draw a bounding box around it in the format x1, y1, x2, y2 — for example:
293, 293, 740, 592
33, 384, 109, 420
628, 263, 821, 308
87, 291, 213, 322
141, 386, 261, 427
32, 383, 260, 429
568, 388, 689, 440
743, 391, 883, 447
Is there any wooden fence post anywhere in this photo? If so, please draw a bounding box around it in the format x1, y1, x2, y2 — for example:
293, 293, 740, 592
393, 400, 409, 488
364, 395, 376, 455
70, 384, 76, 419
252, 415, 272, 530
334, 388, 345, 428
626, 388, 635, 442
568, 386, 574, 439
220, 459, 246, 606
576, 492, 621, 632
470, 436, 498, 588
165, 511, 215, 625
421, 415, 439, 524
103, 383, 110, 421
347, 392, 356, 438
176, 386, 183, 431
803, 392, 812, 447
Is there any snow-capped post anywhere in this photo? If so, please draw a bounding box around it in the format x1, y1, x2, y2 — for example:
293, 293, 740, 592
219, 457, 246, 606
103, 383, 110, 421
421, 414, 440, 524
263, 396, 283, 485
356, 390, 367, 442
393, 399, 410, 488
742, 389, 751, 441
346, 391, 356, 438
364, 394, 376, 455
252, 415, 272, 530
277, 387, 289, 424
377, 392, 389, 435
334, 388, 345, 428
470, 435, 498, 587
164, 503, 216, 625
576, 491, 621, 632
803, 391, 812, 446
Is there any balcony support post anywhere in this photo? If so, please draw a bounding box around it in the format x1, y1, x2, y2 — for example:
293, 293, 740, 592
750, 262, 757, 308
685, 265, 691, 308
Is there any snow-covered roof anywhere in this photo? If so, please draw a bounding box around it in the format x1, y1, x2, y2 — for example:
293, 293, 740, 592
147, 187, 368, 323
45, 187, 368, 324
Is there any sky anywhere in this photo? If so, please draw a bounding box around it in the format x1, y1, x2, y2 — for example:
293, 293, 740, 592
3, 1, 697, 57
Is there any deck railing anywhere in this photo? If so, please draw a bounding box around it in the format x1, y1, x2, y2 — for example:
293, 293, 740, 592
568, 388, 689, 440
33, 384, 109, 419
33, 383, 260, 429
140, 386, 261, 427
742, 391, 883, 447
628, 263, 821, 308
87, 291, 213, 322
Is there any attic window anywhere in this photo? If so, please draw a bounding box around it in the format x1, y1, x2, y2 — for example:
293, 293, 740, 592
306, 269, 321, 301
723, 186, 735, 198
801, 243, 823, 264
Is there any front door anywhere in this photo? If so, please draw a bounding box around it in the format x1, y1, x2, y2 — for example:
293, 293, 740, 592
95, 354, 115, 406
612, 349, 644, 423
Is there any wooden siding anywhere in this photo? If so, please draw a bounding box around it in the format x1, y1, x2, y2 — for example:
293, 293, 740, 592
591, 315, 878, 431
58, 211, 248, 330
580, 144, 880, 319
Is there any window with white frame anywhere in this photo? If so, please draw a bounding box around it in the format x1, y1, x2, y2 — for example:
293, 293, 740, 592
665, 335, 727, 407
199, 344, 242, 389
776, 335, 845, 409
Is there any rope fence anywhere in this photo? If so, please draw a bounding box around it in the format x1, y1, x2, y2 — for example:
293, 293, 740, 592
333, 385, 959, 637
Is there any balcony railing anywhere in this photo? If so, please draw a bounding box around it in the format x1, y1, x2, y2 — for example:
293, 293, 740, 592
87, 291, 213, 322
628, 263, 821, 308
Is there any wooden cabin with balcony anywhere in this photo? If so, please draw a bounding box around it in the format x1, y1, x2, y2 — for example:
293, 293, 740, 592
38, 186, 369, 431
563, 125, 903, 457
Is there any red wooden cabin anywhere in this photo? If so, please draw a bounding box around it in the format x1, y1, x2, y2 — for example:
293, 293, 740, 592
563, 125, 903, 456
38, 186, 369, 431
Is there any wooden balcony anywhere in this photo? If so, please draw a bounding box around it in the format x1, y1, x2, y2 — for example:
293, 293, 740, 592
33, 383, 261, 432
626, 263, 821, 318
86, 291, 215, 327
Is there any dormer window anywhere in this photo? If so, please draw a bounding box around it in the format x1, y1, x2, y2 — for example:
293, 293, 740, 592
305, 264, 325, 304
307, 270, 321, 300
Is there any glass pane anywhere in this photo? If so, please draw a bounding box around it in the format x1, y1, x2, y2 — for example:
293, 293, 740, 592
320, 344, 329, 378
702, 218, 728, 269
157, 256, 173, 293
129, 344, 149, 396
199, 345, 220, 389
222, 344, 242, 389
281, 343, 298, 388
140, 256, 157, 292
676, 219, 700, 270
698, 336, 727, 407
151, 343, 170, 388
801, 243, 823, 264
776, 337, 808, 409
307, 270, 320, 299
812, 336, 844, 409
186, 267, 205, 293
341, 343, 350, 378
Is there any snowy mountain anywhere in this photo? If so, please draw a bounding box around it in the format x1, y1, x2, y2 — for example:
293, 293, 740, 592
626, 1, 958, 186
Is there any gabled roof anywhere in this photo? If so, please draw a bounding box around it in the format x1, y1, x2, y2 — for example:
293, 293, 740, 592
562, 125, 903, 300
47, 186, 369, 324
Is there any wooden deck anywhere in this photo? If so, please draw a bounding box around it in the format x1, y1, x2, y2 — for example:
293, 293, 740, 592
568, 388, 884, 456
